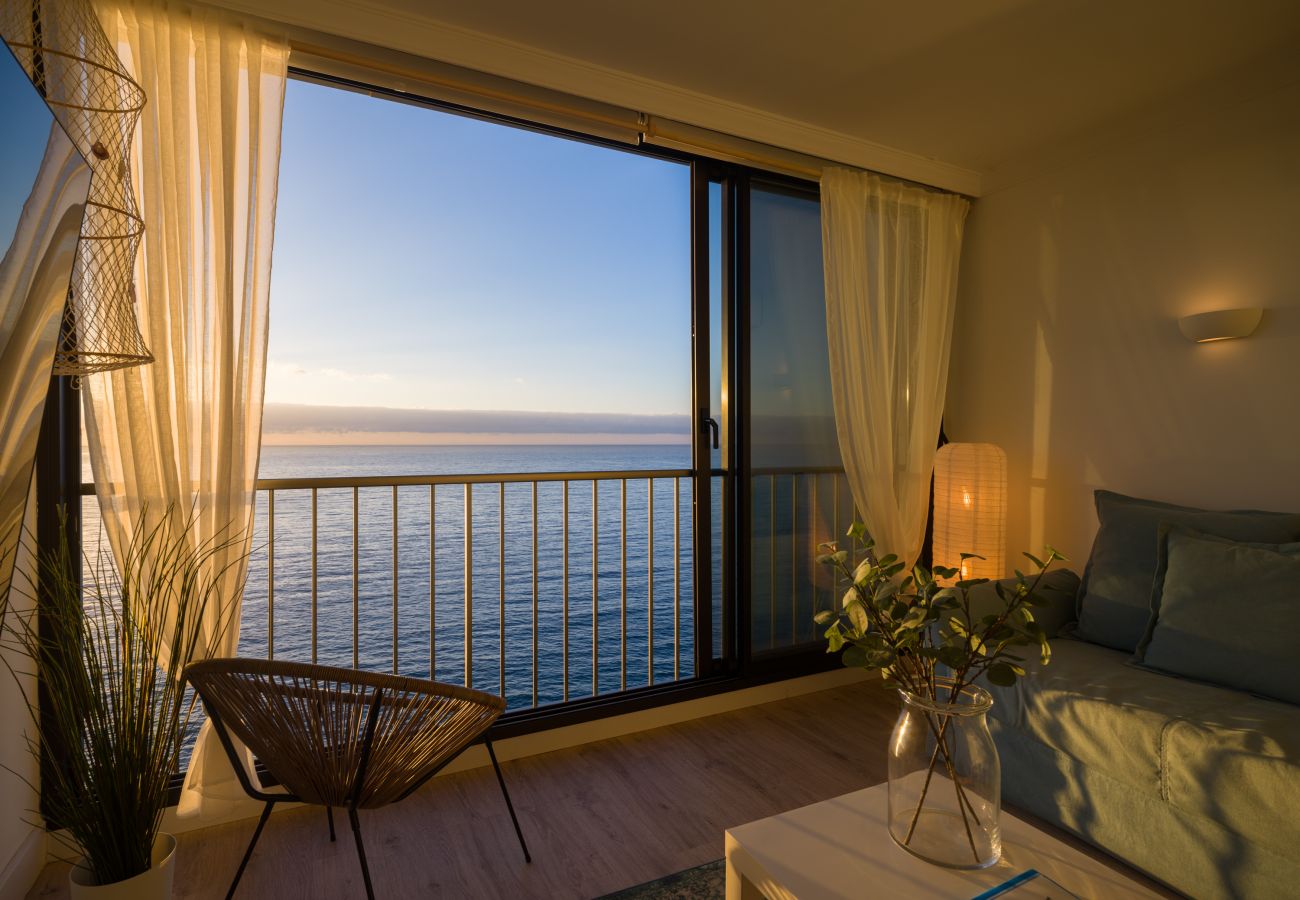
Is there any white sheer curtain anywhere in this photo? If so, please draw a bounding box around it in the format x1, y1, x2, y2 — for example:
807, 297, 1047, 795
85, 0, 287, 818
820, 168, 969, 567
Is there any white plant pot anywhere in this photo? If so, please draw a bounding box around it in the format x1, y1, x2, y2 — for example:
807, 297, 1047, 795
69, 833, 176, 900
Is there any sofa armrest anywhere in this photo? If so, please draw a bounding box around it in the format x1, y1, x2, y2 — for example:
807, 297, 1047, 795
957, 568, 1080, 638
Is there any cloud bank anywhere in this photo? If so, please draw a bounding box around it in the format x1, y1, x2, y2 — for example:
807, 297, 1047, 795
262, 403, 691, 445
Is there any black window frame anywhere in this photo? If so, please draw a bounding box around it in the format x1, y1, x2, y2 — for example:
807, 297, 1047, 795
40, 66, 879, 806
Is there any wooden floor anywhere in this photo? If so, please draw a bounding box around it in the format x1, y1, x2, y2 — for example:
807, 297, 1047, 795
27, 682, 1168, 899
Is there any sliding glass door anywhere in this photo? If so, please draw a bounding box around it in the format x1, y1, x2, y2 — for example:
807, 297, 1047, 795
694, 168, 846, 677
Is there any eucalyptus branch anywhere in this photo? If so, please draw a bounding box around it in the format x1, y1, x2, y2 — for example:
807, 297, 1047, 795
814, 523, 1067, 861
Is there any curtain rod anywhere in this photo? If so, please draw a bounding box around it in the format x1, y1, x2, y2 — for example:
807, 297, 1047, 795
289, 40, 641, 137
288, 39, 974, 198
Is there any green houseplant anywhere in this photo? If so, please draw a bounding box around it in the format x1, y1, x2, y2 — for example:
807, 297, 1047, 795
815, 523, 1064, 868
1, 511, 242, 897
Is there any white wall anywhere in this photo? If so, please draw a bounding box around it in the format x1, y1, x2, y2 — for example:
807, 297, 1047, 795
0, 490, 44, 900
945, 68, 1300, 567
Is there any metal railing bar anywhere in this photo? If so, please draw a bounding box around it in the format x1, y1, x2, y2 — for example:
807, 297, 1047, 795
393, 485, 399, 674
812, 472, 819, 640
832, 472, 840, 610
436, 486, 441, 676
673, 476, 680, 681
353, 487, 360, 670
647, 477, 654, 686
749, 465, 845, 477
267, 490, 275, 660
791, 474, 797, 648
562, 479, 570, 703
592, 480, 599, 696
499, 481, 506, 698
250, 468, 697, 491
531, 481, 539, 708
620, 478, 627, 692
78, 469, 725, 498
311, 487, 318, 665
769, 474, 776, 650
464, 483, 472, 689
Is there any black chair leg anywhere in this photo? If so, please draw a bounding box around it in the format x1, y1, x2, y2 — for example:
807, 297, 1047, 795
486, 739, 531, 863
226, 800, 275, 900
326, 804, 336, 842
348, 806, 376, 900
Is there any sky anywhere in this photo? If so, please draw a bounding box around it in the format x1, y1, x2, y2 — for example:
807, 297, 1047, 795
265, 78, 693, 420
0, 47, 62, 251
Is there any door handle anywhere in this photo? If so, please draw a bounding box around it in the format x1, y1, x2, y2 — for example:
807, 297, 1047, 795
704, 416, 720, 451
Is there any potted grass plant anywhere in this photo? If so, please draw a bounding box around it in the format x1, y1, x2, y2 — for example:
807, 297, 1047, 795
0, 510, 242, 899
815, 523, 1064, 869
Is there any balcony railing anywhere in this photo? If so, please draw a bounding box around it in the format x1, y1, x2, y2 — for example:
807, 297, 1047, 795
78, 464, 852, 718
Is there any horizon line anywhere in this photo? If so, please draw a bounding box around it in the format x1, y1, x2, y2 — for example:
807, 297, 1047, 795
261, 430, 690, 447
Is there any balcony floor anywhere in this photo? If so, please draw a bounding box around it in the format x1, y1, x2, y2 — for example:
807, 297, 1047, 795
28, 680, 1168, 899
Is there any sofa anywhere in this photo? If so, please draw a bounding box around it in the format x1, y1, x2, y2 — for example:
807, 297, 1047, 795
974, 491, 1300, 900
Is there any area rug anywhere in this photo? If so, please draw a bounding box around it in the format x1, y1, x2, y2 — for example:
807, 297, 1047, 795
595, 859, 725, 899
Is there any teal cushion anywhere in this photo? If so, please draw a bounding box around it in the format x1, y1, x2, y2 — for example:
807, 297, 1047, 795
1074, 490, 1300, 652
954, 568, 1080, 639
1139, 528, 1300, 706
1134, 524, 1300, 660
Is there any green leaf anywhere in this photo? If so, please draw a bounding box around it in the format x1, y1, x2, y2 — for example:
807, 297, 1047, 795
987, 663, 1017, 686
1044, 545, 1067, 563
1023, 551, 1046, 569
846, 599, 870, 634
842, 643, 870, 669
959, 552, 986, 561
898, 605, 930, 631
813, 609, 836, 626
825, 625, 845, 652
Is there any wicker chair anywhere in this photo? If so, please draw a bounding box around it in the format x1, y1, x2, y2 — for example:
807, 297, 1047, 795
185, 658, 531, 899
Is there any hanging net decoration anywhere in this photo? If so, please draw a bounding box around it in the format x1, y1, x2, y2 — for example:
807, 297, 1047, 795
2, 0, 152, 375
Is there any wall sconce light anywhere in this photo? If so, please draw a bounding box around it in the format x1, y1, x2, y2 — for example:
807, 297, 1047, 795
933, 443, 1007, 582
1178, 308, 1262, 343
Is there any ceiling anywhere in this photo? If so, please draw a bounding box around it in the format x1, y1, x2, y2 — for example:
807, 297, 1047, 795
229, 0, 1300, 182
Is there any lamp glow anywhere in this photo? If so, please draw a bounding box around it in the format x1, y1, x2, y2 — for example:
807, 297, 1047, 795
933, 443, 1007, 582
1178, 308, 1262, 343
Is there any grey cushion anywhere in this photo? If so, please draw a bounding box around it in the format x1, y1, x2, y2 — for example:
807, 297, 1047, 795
1138, 529, 1300, 706
951, 568, 1080, 639
1074, 490, 1300, 652
1134, 524, 1300, 660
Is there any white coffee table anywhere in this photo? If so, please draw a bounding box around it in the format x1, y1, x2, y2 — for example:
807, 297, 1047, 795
725, 783, 1162, 899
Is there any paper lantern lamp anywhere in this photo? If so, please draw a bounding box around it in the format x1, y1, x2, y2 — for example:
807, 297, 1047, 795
933, 443, 1007, 582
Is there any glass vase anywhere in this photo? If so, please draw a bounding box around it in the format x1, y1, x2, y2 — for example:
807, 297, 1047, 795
887, 677, 1001, 869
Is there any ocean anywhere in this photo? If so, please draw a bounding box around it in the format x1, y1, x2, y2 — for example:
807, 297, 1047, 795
81, 444, 728, 712
242, 443, 707, 711
79, 442, 837, 767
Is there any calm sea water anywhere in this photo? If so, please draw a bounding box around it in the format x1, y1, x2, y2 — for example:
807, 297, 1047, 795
80, 443, 840, 767
242, 444, 707, 711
